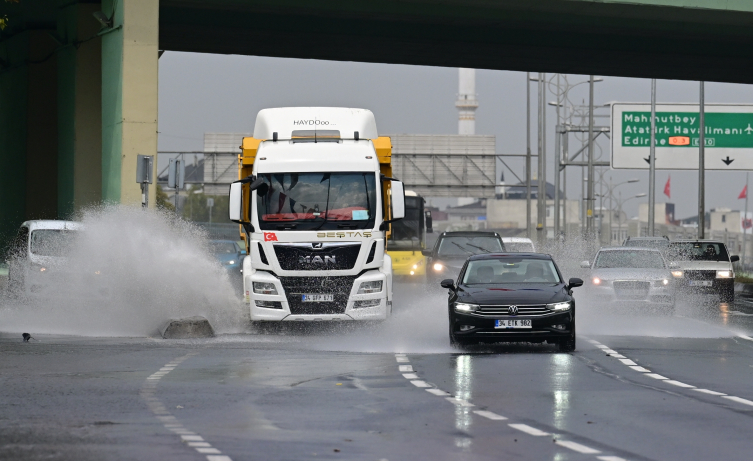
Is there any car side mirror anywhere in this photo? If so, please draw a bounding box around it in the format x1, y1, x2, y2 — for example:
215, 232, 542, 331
440, 279, 455, 290
568, 277, 584, 289
580, 261, 590, 269
731, 255, 740, 263
421, 249, 432, 257
668, 262, 679, 269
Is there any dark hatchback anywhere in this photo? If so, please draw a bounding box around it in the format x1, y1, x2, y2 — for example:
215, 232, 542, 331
423, 231, 505, 286
442, 253, 583, 351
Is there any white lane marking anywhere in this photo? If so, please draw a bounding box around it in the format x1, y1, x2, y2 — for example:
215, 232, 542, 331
723, 396, 753, 406
396, 357, 410, 363
446, 397, 475, 407
402, 373, 419, 380
398, 365, 414, 372
587, 339, 601, 345
645, 373, 668, 380
608, 354, 627, 359
473, 410, 507, 420
603, 349, 619, 355
426, 388, 450, 396
618, 359, 637, 366
693, 389, 727, 396
555, 440, 601, 454
597, 457, 628, 461
189, 442, 212, 447
206, 456, 233, 461
197, 448, 223, 454
157, 416, 177, 422
508, 424, 550, 436
410, 380, 431, 388
181, 435, 204, 442
739, 335, 753, 342
664, 380, 695, 388
629, 366, 651, 373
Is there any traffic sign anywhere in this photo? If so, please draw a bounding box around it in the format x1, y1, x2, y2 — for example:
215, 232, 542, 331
611, 103, 753, 170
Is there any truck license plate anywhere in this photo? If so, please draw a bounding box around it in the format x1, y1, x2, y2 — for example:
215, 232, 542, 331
302, 294, 334, 302
495, 319, 532, 329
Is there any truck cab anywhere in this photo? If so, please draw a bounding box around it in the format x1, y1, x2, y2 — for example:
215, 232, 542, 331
229, 108, 405, 323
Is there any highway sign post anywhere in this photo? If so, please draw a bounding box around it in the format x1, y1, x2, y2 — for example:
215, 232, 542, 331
611, 103, 753, 170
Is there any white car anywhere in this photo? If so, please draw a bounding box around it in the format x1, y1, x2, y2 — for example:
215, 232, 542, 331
7, 220, 84, 296
501, 237, 536, 253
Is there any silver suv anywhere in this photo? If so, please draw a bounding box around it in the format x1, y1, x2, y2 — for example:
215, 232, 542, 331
665, 240, 738, 303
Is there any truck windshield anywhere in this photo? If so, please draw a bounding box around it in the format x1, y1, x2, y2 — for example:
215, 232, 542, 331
30, 230, 78, 257
256, 172, 377, 230
387, 196, 424, 250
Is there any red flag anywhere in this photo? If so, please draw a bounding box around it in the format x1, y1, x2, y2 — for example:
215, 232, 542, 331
739, 185, 747, 200
264, 232, 278, 242
663, 176, 671, 198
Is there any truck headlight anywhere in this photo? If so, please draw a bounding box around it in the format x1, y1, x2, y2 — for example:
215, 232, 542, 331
547, 302, 571, 311
671, 270, 684, 278
454, 302, 478, 312
252, 282, 278, 295
358, 280, 383, 294
716, 270, 733, 279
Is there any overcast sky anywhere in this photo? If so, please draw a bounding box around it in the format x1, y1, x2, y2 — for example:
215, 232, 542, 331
158, 52, 753, 220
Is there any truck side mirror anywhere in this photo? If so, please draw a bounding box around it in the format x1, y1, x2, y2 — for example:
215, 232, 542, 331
391, 181, 406, 220
229, 182, 243, 223
425, 210, 433, 234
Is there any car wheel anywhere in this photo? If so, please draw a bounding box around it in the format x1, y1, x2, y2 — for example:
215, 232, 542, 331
558, 322, 576, 352
720, 289, 734, 304
448, 317, 470, 349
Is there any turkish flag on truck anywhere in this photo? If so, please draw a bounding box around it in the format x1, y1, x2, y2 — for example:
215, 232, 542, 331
664, 176, 671, 198
739, 185, 747, 200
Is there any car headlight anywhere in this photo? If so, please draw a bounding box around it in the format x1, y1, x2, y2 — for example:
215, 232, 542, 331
433, 263, 444, 271
454, 302, 478, 312
547, 301, 571, 311
592, 277, 601, 285
716, 270, 733, 279
358, 280, 383, 294
653, 279, 670, 287
671, 270, 684, 278
252, 282, 278, 295
225, 260, 236, 265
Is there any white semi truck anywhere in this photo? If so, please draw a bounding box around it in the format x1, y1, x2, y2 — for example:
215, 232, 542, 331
229, 107, 405, 323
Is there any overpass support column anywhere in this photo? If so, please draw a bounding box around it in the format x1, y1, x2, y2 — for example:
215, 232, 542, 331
57, 3, 103, 217
101, 0, 159, 206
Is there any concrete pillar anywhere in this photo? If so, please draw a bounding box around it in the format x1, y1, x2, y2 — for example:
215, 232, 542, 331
0, 31, 59, 245
101, 0, 159, 206
58, 3, 103, 217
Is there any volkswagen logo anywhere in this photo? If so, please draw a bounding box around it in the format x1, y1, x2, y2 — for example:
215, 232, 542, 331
508, 305, 519, 315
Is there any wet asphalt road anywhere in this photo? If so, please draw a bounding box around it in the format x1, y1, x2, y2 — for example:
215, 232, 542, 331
3, 284, 753, 461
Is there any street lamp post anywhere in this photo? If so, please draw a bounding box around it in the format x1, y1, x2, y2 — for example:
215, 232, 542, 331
616, 192, 647, 242
590, 177, 639, 244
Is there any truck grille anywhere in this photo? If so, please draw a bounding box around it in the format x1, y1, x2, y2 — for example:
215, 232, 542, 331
684, 270, 716, 280
477, 304, 549, 316
279, 276, 356, 315
613, 281, 650, 299
273, 243, 361, 271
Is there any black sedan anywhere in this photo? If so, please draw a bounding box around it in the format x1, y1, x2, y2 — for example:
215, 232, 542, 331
442, 253, 583, 351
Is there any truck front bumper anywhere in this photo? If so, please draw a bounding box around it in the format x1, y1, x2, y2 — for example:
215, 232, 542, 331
246, 270, 390, 321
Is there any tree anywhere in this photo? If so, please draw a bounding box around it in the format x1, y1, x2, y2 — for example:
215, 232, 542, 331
155, 185, 175, 211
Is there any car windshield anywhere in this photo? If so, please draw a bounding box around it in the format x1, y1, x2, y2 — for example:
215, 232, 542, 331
437, 236, 504, 257
504, 241, 535, 252
463, 258, 561, 284
624, 239, 669, 250
210, 242, 237, 254
256, 172, 377, 231
29, 230, 78, 257
667, 242, 730, 262
594, 250, 665, 269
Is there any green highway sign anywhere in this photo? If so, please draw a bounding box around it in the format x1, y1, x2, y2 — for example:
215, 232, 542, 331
612, 103, 753, 170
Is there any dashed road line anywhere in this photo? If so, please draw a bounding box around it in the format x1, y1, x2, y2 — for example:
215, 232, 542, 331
722, 396, 753, 406
555, 440, 601, 454
473, 410, 507, 420
141, 352, 232, 461
508, 423, 550, 436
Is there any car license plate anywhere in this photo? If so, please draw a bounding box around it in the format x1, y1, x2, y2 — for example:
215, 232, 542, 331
495, 319, 532, 329
302, 294, 334, 302
688, 280, 712, 287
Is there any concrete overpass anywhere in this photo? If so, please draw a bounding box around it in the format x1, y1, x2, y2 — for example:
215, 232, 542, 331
2, 0, 753, 244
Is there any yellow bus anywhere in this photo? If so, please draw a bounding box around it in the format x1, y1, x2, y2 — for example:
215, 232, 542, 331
387, 191, 432, 279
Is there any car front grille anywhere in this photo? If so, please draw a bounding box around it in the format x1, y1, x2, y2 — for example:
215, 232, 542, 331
613, 281, 650, 299
476, 304, 549, 316
684, 270, 716, 280
279, 276, 356, 315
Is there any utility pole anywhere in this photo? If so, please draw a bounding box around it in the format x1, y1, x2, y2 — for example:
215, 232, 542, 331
648, 79, 657, 236
698, 81, 706, 239
586, 75, 595, 240
553, 74, 562, 241
537, 73, 547, 247
744, 172, 749, 270
526, 72, 532, 239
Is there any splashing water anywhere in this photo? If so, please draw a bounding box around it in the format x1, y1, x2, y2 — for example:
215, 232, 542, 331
0, 205, 244, 337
